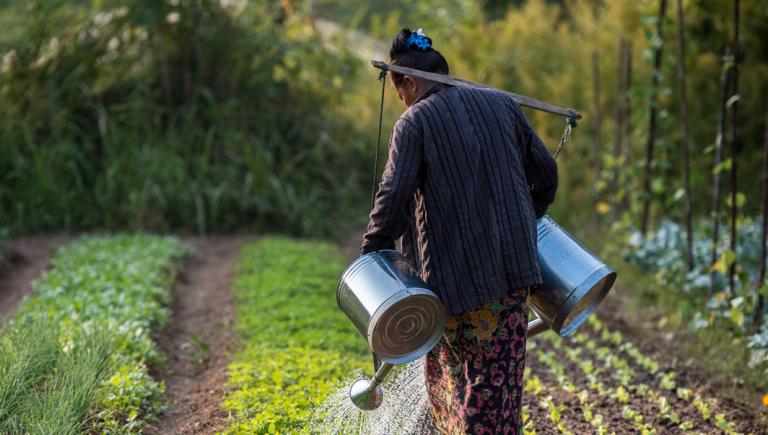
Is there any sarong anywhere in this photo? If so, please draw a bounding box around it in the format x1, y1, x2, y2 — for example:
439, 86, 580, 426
425, 287, 529, 434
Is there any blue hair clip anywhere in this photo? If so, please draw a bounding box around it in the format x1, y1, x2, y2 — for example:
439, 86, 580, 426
405, 28, 431, 51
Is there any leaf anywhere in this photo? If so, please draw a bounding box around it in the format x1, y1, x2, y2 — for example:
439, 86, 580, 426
713, 158, 732, 174
596, 202, 610, 215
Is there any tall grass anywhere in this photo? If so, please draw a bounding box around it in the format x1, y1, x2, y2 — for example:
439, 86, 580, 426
0, 316, 61, 433
0, 1, 372, 236
14, 328, 114, 434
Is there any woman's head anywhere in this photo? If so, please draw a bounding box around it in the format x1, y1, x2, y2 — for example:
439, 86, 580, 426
389, 28, 449, 106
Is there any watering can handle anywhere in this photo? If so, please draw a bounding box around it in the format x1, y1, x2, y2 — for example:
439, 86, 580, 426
527, 307, 550, 337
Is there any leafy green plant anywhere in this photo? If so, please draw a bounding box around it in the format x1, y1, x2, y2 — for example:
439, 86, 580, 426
220, 237, 368, 433
0, 234, 187, 432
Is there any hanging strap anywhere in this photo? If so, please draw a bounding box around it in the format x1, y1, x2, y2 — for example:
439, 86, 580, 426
370, 71, 387, 210
552, 110, 579, 160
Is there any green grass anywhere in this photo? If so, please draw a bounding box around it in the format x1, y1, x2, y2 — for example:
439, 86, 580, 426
0, 234, 188, 433
221, 237, 369, 433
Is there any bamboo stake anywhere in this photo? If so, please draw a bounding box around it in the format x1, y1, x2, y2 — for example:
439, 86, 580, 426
592, 51, 602, 221
755, 107, 768, 331
371, 61, 582, 120
728, 0, 740, 297
709, 57, 733, 298
676, 0, 694, 271
612, 40, 627, 218
621, 42, 633, 213
641, 0, 668, 236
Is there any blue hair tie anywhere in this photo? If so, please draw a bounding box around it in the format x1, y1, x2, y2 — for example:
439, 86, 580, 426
405, 28, 431, 51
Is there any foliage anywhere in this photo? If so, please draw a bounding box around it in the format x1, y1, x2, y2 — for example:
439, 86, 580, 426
0, 1, 371, 236
221, 237, 368, 433
332, 0, 768, 229
0, 235, 188, 432
623, 218, 768, 374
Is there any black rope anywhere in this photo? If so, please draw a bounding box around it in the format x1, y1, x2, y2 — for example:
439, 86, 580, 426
370, 70, 387, 210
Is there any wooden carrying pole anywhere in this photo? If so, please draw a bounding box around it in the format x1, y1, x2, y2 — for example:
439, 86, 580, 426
371, 61, 582, 120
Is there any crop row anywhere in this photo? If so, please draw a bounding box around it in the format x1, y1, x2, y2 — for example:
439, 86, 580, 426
583, 317, 743, 434
530, 315, 744, 434
220, 237, 369, 433
0, 235, 187, 433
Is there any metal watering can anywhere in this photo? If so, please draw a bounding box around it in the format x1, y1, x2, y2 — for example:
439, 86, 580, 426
337, 215, 617, 410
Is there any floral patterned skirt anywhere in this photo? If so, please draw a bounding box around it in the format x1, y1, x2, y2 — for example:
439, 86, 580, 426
425, 287, 529, 434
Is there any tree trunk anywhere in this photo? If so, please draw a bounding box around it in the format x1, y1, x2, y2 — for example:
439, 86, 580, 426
755, 108, 768, 331
676, 0, 694, 271
640, 0, 667, 236
709, 58, 733, 298
592, 51, 602, 222
728, 0, 740, 297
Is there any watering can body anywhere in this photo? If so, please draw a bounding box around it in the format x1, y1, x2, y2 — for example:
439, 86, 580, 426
530, 215, 617, 336
337, 250, 447, 365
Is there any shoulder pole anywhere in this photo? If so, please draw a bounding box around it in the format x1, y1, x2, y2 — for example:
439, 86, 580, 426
371, 60, 582, 120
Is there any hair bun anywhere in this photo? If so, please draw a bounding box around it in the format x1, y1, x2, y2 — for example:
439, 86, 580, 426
405, 28, 432, 51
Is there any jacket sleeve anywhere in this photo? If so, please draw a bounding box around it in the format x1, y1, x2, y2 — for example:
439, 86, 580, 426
513, 101, 558, 218
361, 118, 423, 254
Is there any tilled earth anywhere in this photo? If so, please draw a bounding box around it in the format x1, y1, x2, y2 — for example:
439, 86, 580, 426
522, 303, 768, 434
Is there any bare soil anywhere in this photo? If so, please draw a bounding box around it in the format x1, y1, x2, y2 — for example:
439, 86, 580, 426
0, 235, 69, 320
145, 236, 244, 435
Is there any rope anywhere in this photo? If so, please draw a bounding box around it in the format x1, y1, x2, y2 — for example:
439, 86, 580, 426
552, 110, 579, 160
370, 71, 387, 210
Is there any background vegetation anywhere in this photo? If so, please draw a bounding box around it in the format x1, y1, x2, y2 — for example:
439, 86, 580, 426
0, 0, 371, 236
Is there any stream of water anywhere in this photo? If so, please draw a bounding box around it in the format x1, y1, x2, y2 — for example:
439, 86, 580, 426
309, 358, 437, 434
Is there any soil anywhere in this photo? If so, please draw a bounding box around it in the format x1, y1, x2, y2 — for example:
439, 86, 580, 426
145, 236, 244, 435
0, 235, 69, 320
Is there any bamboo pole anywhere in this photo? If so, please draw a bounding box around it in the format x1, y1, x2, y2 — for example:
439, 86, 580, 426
371, 61, 582, 120
612, 40, 627, 218
709, 57, 733, 298
621, 42, 633, 213
592, 51, 602, 221
676, 0, 694, 271
728, 0, 740, 297
755, 107, 768, 331
640, 0, 668, 236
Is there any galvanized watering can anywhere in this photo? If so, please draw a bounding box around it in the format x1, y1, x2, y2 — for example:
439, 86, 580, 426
337, 215, 616, 410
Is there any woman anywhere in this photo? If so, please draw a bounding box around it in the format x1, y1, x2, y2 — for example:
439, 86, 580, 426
361, 28, 558, 434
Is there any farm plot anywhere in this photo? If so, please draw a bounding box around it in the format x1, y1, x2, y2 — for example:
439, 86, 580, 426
219, 238, 767, 434
220, 237, 370, 433
0, 235, 187, 433
522, 315, 766, 434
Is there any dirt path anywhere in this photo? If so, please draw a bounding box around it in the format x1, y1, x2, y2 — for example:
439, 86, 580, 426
146, 236, 243, 435
0, 236, 69, 320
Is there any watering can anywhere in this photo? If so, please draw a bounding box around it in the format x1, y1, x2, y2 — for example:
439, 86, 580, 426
337, 215, 617, 410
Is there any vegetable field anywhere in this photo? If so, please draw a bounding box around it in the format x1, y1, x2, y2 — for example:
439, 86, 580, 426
2, 0, 768, 433
0, 234, 767, 433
